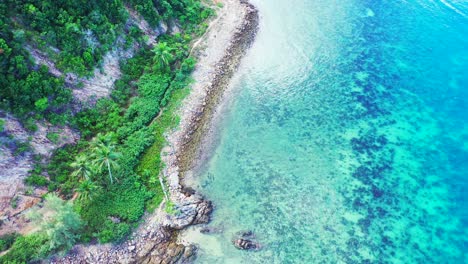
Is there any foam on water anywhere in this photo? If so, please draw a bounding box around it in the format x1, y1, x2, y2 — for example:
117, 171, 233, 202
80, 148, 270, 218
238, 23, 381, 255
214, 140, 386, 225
181, 0, 468, 263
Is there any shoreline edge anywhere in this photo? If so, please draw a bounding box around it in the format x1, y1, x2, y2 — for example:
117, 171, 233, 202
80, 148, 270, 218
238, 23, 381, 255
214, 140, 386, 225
53, 0, 259, 263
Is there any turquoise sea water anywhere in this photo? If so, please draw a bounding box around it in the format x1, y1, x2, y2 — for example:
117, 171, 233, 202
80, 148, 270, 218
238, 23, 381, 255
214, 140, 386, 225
183, 0, 468, 263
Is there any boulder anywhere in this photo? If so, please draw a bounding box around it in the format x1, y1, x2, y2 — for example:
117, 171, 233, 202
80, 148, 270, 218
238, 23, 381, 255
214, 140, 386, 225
192, 200, 213, 224
233, 238, 261, 250
232, 230, 261, 250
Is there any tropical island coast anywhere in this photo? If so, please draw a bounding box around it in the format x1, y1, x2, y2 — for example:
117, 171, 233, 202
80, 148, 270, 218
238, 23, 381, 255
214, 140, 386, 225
0, 0, 257, 263
57, 1, 258, 262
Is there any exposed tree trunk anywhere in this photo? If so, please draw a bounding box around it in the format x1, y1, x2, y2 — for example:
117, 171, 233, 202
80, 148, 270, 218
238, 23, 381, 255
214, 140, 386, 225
159, 174, 169, 202
107, 160, 113, 184
71, 192, 79, 201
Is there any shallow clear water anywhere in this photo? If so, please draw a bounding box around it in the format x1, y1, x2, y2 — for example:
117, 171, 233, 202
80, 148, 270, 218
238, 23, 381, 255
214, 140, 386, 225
182, 0, 468, 263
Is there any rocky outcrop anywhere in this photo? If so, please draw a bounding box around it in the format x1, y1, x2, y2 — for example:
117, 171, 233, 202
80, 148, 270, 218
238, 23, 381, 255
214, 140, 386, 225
71, 7, 170, 107
161, 200, 213, 230
1, 113, 78, 157
53, 225, 197, 264
126, 6, 167, 46
71, 49, 126, 105
0, 112, 79, 235
26, 7, 167, 109
52, 191, 212, 263
26, 46, 63, 78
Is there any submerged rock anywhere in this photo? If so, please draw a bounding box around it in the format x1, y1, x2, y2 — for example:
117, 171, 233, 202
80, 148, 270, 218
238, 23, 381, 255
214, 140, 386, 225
232, 230, 261, 250
236, 230, 254, 238
200, 225, 223, 234
233, 238, 261, 250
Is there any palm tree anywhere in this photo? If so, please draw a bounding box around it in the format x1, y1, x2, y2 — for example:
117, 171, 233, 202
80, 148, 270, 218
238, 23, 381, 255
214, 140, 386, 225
91, 132, 114, 147
77, 179, 101, 201
91, 134, 122, 184
152, 42, 173, 69
143, 169, 169, 202
70, 154, 92, 181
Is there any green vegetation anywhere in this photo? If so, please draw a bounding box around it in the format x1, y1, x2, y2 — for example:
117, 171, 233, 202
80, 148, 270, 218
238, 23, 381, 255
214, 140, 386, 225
25, 174, 48, 187
0, 119, 5, 132
28, 194, 83, 252
0, 234, 50, 263
46, 132, 60, 144
59, 33, 197, 242
0, 196, 82, 262
0, 0, 215, 263
89, 133, 123, 184
10, 196, 19, 209
13, 141, 30, 156
0, 233, 18, 252
25, 165, 49, 187
153, 42, 174, 69
0, 0, 213, 124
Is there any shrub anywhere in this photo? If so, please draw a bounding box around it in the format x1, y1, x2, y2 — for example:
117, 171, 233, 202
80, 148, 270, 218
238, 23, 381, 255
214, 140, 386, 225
0, 233, 18, 252
47, 144, 79, 184
0, 234, 50, 263
34, 97, 49, 113
96, 221, 132, 243
46, 132, 60, 144
25, 174, 49, 187
14, 141, 30, 156
10, 196, 19, 209
28, 194, 83, 252
23, 118, 38, 132
78, 178, 152, 241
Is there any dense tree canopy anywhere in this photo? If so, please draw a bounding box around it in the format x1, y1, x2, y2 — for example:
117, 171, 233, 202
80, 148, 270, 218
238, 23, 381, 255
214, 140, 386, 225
0, 0, 212, 124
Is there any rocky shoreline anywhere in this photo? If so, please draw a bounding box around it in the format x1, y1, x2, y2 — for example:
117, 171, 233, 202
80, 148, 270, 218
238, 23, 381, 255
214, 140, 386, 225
51, 1, 258, 263
175, 0, 259, 175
